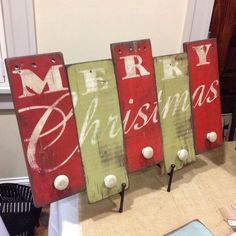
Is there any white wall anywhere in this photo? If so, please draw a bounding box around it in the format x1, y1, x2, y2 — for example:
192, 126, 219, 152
0, 111, 27, 178
34, 0, 188, 64
0, 0, 35, 180
0, 0, 214, 179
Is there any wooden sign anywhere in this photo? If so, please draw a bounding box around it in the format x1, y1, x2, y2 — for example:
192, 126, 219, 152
183, 39, 223, 154
67, 60, 128, 203
5, 53, 85, 207
111, 39, 163, 172
154, 53, 195, 172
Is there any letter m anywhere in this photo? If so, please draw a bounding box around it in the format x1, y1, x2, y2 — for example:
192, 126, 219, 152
13, 65, 68, 98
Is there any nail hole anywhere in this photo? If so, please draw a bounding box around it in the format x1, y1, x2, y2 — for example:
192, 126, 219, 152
14, 65, 19, 70
51, 58, 56, 63
89, 70, 92, 73
118, 49, 122, 54
144, 46, 146, 51
32, 63, 37, 68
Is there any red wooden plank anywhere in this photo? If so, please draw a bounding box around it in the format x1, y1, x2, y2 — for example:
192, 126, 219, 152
5, 53, 85, 207
183, 39, 223, 154
111, 39, 163, 172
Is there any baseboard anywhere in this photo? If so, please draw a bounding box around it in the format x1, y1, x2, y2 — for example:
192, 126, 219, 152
0, 176, 30, 186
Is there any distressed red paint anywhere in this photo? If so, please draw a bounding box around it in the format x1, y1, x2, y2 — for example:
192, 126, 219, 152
111, 39, 163, 172
5, 53, 85, 207
183, 39, 223, 153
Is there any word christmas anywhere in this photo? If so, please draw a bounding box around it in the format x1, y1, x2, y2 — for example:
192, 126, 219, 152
6, 38, 222, 207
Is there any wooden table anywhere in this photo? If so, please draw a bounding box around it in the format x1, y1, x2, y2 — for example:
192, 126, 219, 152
49, 142, 236, 236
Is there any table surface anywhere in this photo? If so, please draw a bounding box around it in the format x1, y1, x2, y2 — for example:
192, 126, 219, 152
49, 142, 236, 236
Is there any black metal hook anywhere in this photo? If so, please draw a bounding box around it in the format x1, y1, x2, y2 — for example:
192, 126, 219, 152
119, 183, 126, 213
167, 164, 175, 192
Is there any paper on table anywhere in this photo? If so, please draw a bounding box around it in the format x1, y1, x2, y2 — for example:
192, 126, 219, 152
219, 203, 236, 228
164, 219, 214, 236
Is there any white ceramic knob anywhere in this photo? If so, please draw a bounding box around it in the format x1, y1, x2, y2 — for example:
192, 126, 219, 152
206, 131, 217, 143
54, 175, 69, 191
104, 175, 117, 188
177, 149, 188, 161
142, 146, 154, 159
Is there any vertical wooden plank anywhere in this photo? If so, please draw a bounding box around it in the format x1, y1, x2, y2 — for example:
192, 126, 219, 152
5, 53, 85, 207
111, 39, 163, 172
154, 53, 195, 172
183, 38, 223, 154
67, 60, 128, 203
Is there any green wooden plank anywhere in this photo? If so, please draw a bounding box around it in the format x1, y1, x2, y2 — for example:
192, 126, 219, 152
154, 53, 195, 172
67, 60, 128, 203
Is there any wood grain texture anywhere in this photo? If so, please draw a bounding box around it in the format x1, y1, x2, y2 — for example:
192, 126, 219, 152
209, 0, 236, 74
78, 142, 236, 236
210, 0, 236, 114
154, 53, 195, 172
111, 39, 163, 172
183, 39, 223, 154
67, 60, 128, 203
5, 53, 85, 207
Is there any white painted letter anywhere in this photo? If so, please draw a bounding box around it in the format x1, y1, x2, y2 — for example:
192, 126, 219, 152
133, 103, 150, 130
193, 44, 211, 66
79, 97, 100, 146
193, 81, 219, 107
206, 80, 219, 103
108, 115, 121, 138
160, 91, 189, 119
121, 55, 150, 80
14, 65, 67, 98
79, 68, 108, 95
161, 58, 183, 80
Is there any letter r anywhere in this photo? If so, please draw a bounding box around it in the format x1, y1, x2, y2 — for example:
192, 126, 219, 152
121, 55, 150, 80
